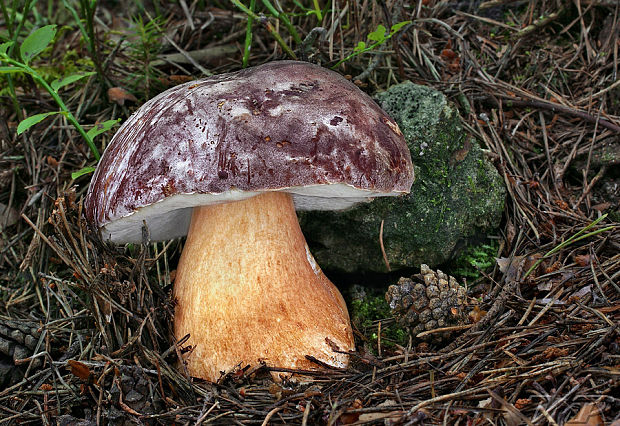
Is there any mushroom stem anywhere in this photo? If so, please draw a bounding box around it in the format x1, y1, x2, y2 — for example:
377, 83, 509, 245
173, 191, 354, 381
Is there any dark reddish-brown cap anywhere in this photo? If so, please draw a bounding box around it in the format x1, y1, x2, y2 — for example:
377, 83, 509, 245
85, 61, 414, 242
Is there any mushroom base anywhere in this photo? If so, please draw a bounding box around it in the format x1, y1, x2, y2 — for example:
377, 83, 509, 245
173, 191, 354, 382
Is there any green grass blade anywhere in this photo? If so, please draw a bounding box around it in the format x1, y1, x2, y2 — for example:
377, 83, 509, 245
71, 166, 95, 180
242, 0, 256, 68
312, 0, 323, 22
523, 214, 614, 279
260, 0, 301, 44
231, 0, 297, 59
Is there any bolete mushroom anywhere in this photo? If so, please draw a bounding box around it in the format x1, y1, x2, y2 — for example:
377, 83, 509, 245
85, 61, 414, 382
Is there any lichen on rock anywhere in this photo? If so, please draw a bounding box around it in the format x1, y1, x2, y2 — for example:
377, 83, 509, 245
300, 81, 505, 272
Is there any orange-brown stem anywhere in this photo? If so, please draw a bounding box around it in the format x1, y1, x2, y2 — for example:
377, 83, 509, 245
174, 191, 354, 381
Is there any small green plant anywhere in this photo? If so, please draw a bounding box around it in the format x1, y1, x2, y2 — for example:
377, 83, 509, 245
350, 289, 408, 351
62, 0, 104, 79
0, 25, 118, 166
232, 0, 298, 63
126, 15, 166, 98
332, 21, 411, 69
297, 0, 324, 21
241, 0, 256, 67
453, 240, 500, 279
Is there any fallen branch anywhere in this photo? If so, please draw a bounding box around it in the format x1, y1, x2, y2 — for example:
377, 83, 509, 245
484, 96, 620, 133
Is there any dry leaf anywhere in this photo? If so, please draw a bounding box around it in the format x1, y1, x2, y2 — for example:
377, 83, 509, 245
168, 75, 194, 84
358, 400, 402, 423
571, 285, 592, 300
554, 198, 569, 209
469, 305, 487, 323
497, 253, 542, 286
541, 347, 569, 360
46, 155, 59, 167
478, 397, 493, 408
544, 261, 561, 274
441, 48, 457, 60
108, 87, 138, 106
522, 254, 543, 280
503, 409, 523, 426
339, 399, 363, 424
537, 280, 553, 291
0, 202, 19, 230
565, 403, 603, 426
514, 398, 531, 410
506, 220, 516, 249
592, 202, 611, 211
67, 360, 91, 381
496, 256, 531, 282
574, 254, 593, 267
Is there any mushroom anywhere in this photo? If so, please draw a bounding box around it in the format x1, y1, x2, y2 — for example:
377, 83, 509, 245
85, 61, 414, 382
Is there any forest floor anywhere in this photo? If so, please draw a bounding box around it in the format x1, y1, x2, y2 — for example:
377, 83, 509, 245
0, 1, 618, 424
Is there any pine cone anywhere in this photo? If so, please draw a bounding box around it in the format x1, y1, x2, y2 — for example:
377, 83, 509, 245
0, 318, 43, 386
107, 365, 165, 424
386, 264, 467, 342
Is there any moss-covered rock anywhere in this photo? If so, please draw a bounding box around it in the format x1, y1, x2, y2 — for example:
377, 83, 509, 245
300, 82, 505, 273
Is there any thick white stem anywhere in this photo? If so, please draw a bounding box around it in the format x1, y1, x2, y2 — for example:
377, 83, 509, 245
174, 191, 354, 381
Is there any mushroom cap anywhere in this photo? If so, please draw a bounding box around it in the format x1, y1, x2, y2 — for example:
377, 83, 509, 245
85, 61, 414, 243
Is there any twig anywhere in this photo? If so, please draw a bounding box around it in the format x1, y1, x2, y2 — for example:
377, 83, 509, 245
144, 10, 212, 76
515, 9, 564, 39
151, 46, 237, 67
576, 78, 620, 104
299, 27, 327, 60
573, 165, 608, 210
379, 219, 391, 271
261, 406, 285, 425
454, 10, 520, 32
301, 400, 311, 426
416, 324, 474, 339
486, 96, 620, 133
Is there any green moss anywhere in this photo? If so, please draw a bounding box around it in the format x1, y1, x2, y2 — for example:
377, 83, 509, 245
349, 289, 408, 350
608, 210, 620, 223
452, 240, 500, 279
36, 50, 95, 81
350, 293, 390, 329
